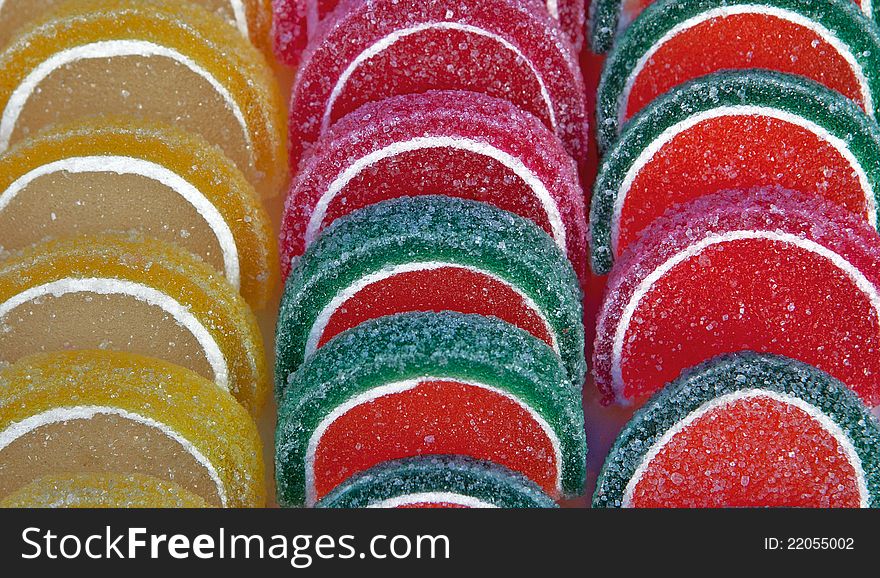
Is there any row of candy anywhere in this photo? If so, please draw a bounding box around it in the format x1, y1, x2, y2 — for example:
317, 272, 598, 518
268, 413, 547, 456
271, 0, 593, 507
587, 0, 880, 506
0, 0, 286, 507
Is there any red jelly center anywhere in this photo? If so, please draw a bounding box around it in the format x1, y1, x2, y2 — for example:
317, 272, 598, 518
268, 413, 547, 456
313, 380, 558, 500
630, 395, 861, 507
617, 115, 867, 253
624, 13, 865, 120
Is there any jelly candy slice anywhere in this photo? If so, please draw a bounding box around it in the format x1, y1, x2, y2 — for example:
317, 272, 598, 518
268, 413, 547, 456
594, 352, 880, 508
591, 71, 880, 274
317, 456, 558, 508
0, 0, 273, 53
288, 0, 588, 173
0, 350, 265, 507
594, 188, 880, 408
0, 473, 210, 508
275, 196, 584, 398
275, 311, 587, 506
596, 0, 880, 151
0, 117, 277, 309
281, 91, 587, 286
0, 0, 287, 197
0, 235, 268, 415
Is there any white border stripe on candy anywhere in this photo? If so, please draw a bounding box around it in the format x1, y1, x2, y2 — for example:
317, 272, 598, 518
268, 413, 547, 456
323, 22, 558, 135
367, 492, 499, 508
618, 5, 875, 127
622, 389, 870, 508
546, 0, 560, 19
864, 0, 874, 18
0, 277, 230, 390
0, 405, 228, 507
228, 0, 250, 37
611, 106, 877, 256
611, 230, 880, 403
304, 377, 564, 506
0, 40, 253, 155
305, 136, 568, 254
304, 261, 561, 360
0, 155, 242, 290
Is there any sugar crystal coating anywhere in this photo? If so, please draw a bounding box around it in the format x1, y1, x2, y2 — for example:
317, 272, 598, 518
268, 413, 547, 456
275, 195, 585, 398
288, 0, 588, 173
594, 188, 880, 408
281, 90, 587, 285
0, 234, 268, 415
0, 116, 278, 308
594, 352, 880, 508
591, 70, 880, 274
317, 455, 558, 508
596, 0, 880, 151
0, 350, 266, 508
275, 311, 587, 506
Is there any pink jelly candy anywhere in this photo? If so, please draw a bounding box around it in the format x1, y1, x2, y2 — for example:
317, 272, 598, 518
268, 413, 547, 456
594, 187, 880, 409
279, 90, 587, 285
287, 0, 588, 173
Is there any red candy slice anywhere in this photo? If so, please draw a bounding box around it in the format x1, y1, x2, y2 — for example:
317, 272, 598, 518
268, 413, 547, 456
280, 91, 587, 284
594, 188, 880, 408
288, 0, 588, 172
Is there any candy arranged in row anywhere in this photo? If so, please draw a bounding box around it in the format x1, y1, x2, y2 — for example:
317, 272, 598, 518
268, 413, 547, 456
0, 1, 280, 507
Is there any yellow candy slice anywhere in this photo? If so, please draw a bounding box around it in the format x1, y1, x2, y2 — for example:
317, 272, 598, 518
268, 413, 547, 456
0, 0, 273, 53
1, 473, 210, 508
0, 117, 278, 309
0, 234, 268, 415
0, 350, 265, 507
0, 0, 287, 197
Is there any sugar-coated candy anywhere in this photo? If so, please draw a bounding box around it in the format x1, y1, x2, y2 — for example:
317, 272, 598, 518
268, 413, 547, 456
0, 235, 267, 415
0, 473, 210, 508
594, 188, 880, 408
591, 71, 880, 274
275, 196, 584, 398
596, 0, 880, 151
0, 350, 265, 507
276, 312, 587, 506
280, 91, 587, 285
594, 352, 880, 508
0, 117, 278, 308
589, 0, 878, 54
0, 0, 287, 197
288, 0, 588, 172
317, 456, 558, 508
0, 0, 273, 53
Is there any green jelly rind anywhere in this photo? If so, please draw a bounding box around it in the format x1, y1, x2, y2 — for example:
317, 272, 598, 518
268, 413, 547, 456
593, 352, 880, 508
589, 0, 627, 54
596, 0, 880, 151
317, 455, 558, 508
275, 195, 584, 400
276, 311, 587, 507
590, 70, 880, 274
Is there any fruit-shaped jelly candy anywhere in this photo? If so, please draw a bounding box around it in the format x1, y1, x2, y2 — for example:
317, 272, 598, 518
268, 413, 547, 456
276, 312, 587, 506
287, 0, 588, 172
594, 352, 880, 508
0, 0, 287, 197
275, 196, 584, 398
596, 0, 880, 151
591, 71, 880, 274
0, 473, 210, 508
594, 188, 880, 409
0, 0, 273, 54
281, 91, 586, 285
0, 350, 265, 507
0, 235, 267, 415
0, 117, 277, 308
317, 456, 558, 508
273, 0, 585, 66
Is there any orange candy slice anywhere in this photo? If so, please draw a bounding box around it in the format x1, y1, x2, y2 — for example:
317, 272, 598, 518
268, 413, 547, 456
0, 117, 277, 308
